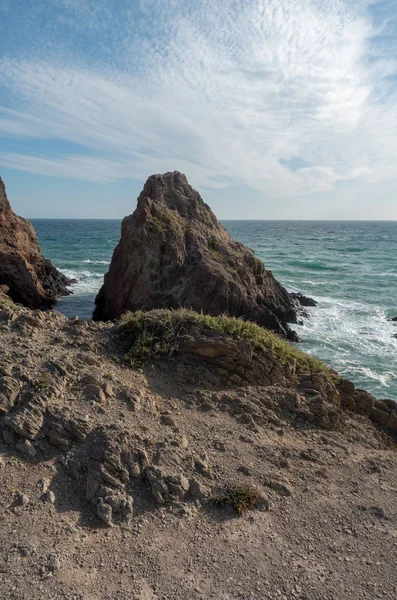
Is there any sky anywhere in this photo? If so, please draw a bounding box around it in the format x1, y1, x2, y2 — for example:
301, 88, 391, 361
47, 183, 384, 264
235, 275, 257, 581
0, 0, 396, 219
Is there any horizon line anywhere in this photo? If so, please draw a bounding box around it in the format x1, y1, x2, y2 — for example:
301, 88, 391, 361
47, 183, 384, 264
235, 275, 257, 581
27, 217, 397, 222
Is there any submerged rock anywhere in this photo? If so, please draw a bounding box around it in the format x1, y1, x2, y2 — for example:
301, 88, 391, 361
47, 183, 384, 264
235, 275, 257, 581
94, 171, 302, 339
0, 177, 71, 309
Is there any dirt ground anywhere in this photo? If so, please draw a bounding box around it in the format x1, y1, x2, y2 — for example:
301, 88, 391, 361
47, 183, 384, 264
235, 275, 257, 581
0, 307, 396, 600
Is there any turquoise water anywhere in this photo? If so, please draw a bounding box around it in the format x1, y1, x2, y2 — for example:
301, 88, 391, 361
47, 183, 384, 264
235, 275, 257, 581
32, 219, 397, 401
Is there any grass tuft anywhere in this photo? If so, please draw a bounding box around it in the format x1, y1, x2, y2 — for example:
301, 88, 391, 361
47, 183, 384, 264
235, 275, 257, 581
211, 485, 261, 515
119, 308, 332, 380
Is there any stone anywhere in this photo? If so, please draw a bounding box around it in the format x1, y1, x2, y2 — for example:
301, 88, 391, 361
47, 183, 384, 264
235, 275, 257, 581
94, 172, 302, 340
0, 376, 20, 414
81, 374, 101, 386
86, 472, 100, 501
290, 293, 317, 307
189, 479, 210, 498
14, 492, 29, 507
2, 426, 17, 445
16, 439, 37, 457
161, 414, 177, 428
5, 400, 45, 440
101, 382, 114, 397
385, 411, 397, 433
46, 554, 59, 572
354, 389, 375, 414
0, 177, 72, 309
84, 385, 106, 403
44, 490, 56, 504
263, 478, 293, 497
96, 499, 114, 527
39, 478, 50, 493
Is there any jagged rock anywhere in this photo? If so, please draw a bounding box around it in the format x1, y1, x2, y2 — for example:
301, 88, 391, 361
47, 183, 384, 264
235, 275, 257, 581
14, 492, 29, 507
145, 466, 190, 503
0, 376, 20, 414
94, 172, 303, 340
84, 384, 107, 403
6, 399, 46, 440
0, 177, 72, 309
290, 292, 318, 307
81, 374, 101, 386
16, 439, 37, 457
189, 478, 210, 498
64, 426, 143, 526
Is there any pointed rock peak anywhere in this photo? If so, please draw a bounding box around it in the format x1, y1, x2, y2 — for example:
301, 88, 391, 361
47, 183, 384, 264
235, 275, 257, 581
94, 172, 306, 340
0, 177, 10, 213
137, 171, 219, 227
0, 176, 72, 309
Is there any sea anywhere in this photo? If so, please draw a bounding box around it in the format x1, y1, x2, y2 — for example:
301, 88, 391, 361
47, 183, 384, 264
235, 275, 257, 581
31, 219, 397, 401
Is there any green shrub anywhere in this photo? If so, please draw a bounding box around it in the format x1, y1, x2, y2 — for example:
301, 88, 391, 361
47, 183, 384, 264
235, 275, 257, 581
119, 308, 332, 379
211, 485, 261, 515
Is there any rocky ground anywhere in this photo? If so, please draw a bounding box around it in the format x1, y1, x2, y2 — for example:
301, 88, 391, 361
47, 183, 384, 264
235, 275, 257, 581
1, 302, 397, 600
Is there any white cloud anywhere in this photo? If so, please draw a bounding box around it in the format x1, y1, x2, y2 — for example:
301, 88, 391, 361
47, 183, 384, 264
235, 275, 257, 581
0, 0, 396, 199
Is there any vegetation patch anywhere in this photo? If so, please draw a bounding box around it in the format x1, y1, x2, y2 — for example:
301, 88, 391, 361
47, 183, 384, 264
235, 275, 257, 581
35, 372, 52, 390
211, 485, 261, 515
119, 308, 333, 379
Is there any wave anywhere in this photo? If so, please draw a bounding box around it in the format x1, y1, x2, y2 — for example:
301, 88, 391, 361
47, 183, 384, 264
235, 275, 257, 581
82, 259, 111, 265
285, 259, 341, 272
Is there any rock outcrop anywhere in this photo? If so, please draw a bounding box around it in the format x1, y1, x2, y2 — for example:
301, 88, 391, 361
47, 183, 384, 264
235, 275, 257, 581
94, 172, 302, 339
1, 300, 397, 598
0, 177, 71, 308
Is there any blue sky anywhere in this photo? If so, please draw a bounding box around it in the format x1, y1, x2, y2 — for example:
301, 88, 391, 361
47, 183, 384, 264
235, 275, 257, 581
0, 0, 396, 219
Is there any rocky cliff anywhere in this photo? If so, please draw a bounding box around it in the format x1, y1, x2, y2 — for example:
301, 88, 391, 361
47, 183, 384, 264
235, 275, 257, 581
94, 172, 303, 340
0, 302, 397, 599
0, 177, 71, 309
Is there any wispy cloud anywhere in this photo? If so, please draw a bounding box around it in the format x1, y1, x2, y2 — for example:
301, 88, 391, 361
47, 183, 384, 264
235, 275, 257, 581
0, 0, 396, 198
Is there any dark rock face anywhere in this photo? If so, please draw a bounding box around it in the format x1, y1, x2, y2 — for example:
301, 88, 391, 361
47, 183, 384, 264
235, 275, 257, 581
94, 172, 303, 339
0, 177, 71, 309
291, 293, 317, 308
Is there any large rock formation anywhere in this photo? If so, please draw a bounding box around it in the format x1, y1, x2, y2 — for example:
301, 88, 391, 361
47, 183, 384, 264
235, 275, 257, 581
0, 177, 71, 309
94, 172, 302, 339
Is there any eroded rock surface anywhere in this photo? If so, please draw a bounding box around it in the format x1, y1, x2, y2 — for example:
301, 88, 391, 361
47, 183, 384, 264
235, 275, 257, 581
0, 177, 71, 308
1, 303, 397, 599
94, 172, 303, 339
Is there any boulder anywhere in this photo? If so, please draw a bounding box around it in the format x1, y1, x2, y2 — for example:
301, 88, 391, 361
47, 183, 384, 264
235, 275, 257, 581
290, 292, 317, 307
94, 172, 303, 340
0, 177, 72, 309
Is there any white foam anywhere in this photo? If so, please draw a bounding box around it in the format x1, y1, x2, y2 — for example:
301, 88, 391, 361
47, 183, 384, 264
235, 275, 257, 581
82, 259, 111, 265
298, 293, 397, 397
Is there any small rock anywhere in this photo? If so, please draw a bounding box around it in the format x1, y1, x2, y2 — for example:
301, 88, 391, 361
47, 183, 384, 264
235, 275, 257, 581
161, 414, 177, 428
101, 382, 114, 397
46, 554, 60, 572
43, 490, 56, 504
189, 478, 210, 498
96, 499, 114, 527
38, 478, 50, 493
2, 426, 16, 445
14, 492, 29, 507
16, 439, 37, 458
84, 384, 106, 403
237, 465, 252, 476
213, 440, 226, 451
81, 374, 101, 386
